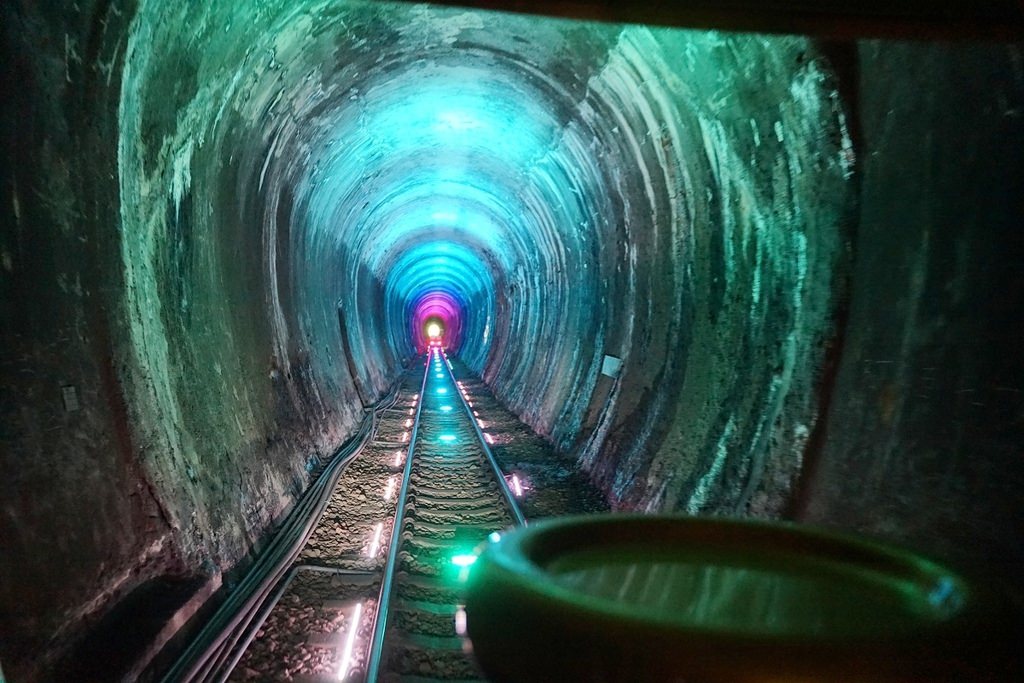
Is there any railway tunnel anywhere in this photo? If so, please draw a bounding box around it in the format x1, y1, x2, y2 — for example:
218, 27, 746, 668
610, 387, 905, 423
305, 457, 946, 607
1, 0, 1023, 680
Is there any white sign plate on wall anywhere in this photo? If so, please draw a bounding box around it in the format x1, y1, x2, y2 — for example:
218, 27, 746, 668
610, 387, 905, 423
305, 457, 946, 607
601, 355, 622, 378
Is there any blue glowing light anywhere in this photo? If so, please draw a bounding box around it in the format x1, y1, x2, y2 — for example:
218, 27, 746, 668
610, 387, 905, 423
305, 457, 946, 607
440, 434, 457, 443
302, 62, 570, 357
437, 388, 447, 394
435, 110, 485, 132
441, 405, 453, 412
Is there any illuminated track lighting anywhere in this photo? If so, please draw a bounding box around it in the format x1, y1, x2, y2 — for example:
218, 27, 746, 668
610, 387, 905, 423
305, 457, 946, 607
451, 553, 477, 567
455, 605, 468, 636
366, 523, 383, 557
337, 602, 363, 681
511, 473, 524, 497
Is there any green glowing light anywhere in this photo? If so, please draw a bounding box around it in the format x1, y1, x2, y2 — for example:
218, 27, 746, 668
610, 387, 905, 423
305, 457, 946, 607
452, 554, 477, 567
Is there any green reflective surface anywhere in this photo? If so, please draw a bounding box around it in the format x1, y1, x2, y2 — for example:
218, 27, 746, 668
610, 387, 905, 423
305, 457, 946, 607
547, 547, 959, 637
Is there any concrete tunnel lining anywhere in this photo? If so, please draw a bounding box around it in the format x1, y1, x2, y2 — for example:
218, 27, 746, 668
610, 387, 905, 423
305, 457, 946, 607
117, 2, 850, 540
1, 0, 1022, 680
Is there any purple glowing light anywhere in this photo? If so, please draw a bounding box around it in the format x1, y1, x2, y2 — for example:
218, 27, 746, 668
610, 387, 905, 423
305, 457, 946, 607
455, 605, 468, 636
412, 292, 463, 352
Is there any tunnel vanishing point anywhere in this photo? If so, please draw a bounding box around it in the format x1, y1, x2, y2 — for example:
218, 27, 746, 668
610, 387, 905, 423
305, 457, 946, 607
2, 1, 1023, 680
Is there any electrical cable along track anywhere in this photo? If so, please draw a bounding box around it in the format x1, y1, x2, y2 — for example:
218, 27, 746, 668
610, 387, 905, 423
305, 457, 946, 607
163, 350, 523, 682
365, 347, 527, 682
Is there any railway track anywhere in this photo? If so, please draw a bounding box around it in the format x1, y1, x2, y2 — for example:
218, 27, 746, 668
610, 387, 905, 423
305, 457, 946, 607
170, 349, 527, 682
365, 347, 526, 682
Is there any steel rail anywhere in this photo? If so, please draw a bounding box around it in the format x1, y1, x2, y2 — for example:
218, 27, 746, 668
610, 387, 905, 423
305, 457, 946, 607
201, 398, 390, 683
364, 354, 431, 682
441, 350, 527, 528
218, 564, 379, 679
207, 385, 404, 682
161, 380, 401, 683
364, 349, 528, 682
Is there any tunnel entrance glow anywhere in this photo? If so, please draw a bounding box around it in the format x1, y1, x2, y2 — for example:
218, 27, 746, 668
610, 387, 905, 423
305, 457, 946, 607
421, 317, 447, 351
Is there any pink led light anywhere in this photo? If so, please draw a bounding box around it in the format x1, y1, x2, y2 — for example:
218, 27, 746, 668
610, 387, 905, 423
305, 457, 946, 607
484, 433, 494, 444
402, 431, 409, 442
337, 602, 363, 681
455, 605, 468, 636
404, 418, 412, 427
511, 474, 524, 498
393, 451, 403, 467
383, 476, 396, 501
366, 522, 383, 557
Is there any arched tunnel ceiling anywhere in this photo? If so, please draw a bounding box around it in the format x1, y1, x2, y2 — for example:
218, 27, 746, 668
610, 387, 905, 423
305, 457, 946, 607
117, 0, 854, 527
266, 19, 628, 366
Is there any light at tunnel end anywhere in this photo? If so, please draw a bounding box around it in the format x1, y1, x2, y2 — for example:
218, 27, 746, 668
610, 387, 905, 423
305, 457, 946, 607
412, 290, 464, 353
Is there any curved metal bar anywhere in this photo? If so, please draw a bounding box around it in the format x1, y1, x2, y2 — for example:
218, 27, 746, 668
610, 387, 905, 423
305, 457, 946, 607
442, 350, 527, 528
365, 356, 431, 682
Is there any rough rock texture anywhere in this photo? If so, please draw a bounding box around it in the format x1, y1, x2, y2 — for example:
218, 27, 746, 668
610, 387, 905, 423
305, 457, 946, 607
0, 2, 189, 677
796, 42, 1024, 581
0, 0, 1021, 680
